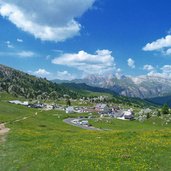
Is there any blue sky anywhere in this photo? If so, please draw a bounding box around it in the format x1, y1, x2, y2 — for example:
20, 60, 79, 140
1, 0, 171, 80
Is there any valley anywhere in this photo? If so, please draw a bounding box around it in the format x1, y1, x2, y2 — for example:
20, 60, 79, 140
0, 65, 171, 171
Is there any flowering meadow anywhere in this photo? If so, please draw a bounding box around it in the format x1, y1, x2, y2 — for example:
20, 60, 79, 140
0, 101, 171, 171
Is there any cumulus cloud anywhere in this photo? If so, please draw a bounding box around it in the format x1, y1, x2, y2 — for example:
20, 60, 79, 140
0, 0, 95, 42
143, 64, 155, 71
161, 65, 171, 73
55, 71, 76, 80
147, 71, 165, 78
127, 58, 135, 69
146, 65, 171, 78
34, 69, 50, 76
143, 35, 171, 51
143, 35, 171, 55
52, 49, 116, 75
32, 69, 75, 80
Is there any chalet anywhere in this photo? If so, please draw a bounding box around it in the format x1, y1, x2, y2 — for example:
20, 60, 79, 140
95, 104, 109, 113
112, 110, 124, 118
123, 110, 134, 120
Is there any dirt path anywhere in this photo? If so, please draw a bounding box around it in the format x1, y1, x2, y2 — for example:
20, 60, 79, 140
0, 111, 39, 143
0, 123, 10, 143
9, 111, 39, 124
0, 124, 10, 134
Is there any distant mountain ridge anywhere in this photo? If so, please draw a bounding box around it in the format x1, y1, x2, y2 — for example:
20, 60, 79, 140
53, 74, 171, 99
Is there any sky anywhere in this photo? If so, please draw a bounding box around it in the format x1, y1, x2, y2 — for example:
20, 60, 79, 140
1, 0, 171, 80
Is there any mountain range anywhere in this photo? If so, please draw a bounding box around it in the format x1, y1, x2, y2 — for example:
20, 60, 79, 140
53, 74, 171, 99
1, 63, 170, 107
0, 64, 156, 108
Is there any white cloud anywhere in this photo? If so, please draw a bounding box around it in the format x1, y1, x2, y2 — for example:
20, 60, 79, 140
52, 49, 116, 75
147, 71, 170, 78
161, 65, 171, 73
0, 0, 95, 42
32, 69, 75, 80
143, 35, 171, 55
34, 69, 50, 76
143, 35, 171, 51
143, 64, 155, 71
55, 71, 76, 80
17, 38, 23, 42
127, 58, 135, 69
5, 41, 14, 48
17, 51, 35, 58
145, 65, 171, 78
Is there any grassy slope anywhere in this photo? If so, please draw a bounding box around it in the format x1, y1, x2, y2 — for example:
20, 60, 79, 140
147, 95, 171, 107
0, 95, 171, 171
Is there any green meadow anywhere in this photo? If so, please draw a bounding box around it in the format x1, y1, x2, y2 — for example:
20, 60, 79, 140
0, 95, 171, 171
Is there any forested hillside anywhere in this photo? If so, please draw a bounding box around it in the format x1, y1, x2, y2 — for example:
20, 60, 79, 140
0, 64, 78, 99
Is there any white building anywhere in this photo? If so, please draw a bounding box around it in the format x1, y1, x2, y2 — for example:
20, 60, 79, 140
123, 109, 134, 120
9, 100, 22, 105
66, 106, 74, 114
9, 100, 29, 106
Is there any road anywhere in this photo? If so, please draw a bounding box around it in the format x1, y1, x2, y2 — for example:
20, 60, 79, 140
63, 118, 101, 131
